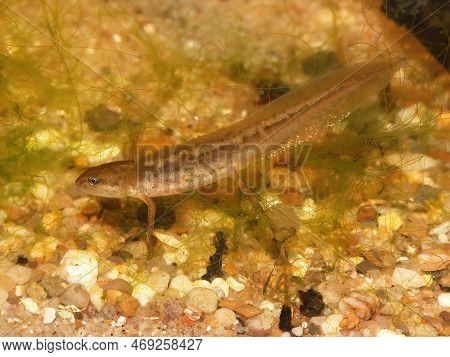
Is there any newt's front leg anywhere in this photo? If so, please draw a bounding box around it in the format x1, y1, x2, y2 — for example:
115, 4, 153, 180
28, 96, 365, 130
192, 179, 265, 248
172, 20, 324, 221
139, 195, 156, 244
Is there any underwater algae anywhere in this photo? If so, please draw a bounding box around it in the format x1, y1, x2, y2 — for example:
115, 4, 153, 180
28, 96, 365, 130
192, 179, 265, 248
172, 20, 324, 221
0, 0, 448, 337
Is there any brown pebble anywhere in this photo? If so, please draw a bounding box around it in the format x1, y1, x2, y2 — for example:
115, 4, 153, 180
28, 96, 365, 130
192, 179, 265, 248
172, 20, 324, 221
103, 279, 132, 295
41, 275, 65, 297
440, 272, 450, 289
61, 284, 90, 309
116, 295, 140, 317
25, 282, 48, 302
81, 200, 101, 216
102, 302, 118, 320
85, 305, 97, 319
440, 311, 450, 326
7, 289, 19, 305
219, 299, 262, 319
105, 289, 123, 305
339, 310, 359, 330
356, 205, 377, 222
0, 275, 16, 292
161, 298, 184, 324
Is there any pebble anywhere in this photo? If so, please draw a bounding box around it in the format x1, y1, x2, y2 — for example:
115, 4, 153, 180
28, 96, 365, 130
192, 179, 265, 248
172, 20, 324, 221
291, 326, 304, 337
116, 295, 140, 317
57, 250, 98, 289
281, 332, 291, 337
20, 297, 41, 314
226, 277, 245, 292
214, 308, 236, 327
377, 209, 403, 232
0, 275, 16, 292
219, 299, 262, 319
186, 288, 218, 313
25, 282, 47, 302
80, 199, 101, 216
338, 292, 378, 320
101, 302, 117, 320
123, 241, 148, 258
247, 310, 275, 331
89, 285, 105, 311
392, 267, 430, 289
29, 237, 59, 263
169, 275, 194, 297
437, 293, 450, 307
42, 307, 56, 324
58, 310, 75, 323
0, 289, 7, 308
146, 271, 170, 293
193, 280, 211, 289
103, 279, 132, 294
40, 275, 65, 297
440, 272, 450, 288
357, 205, 377, 222
132, 283, 155, 307
377, 328, 405, 337
61, 284, 90, 309
116, 316, 127, 327
259, 300, 275, 311
321, 314, 343, 335
418, 253, 450, 272
356, 259, 378, 275
211, 278, 229, 298
4, 265, 33, 285
106, 289, 123, 305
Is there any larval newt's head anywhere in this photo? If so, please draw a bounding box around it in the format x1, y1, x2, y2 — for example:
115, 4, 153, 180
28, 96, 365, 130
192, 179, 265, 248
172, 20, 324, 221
76, 160, 138, 198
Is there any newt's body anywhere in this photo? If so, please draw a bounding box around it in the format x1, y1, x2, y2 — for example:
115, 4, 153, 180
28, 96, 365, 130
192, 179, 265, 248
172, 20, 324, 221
76, 56, 401, 236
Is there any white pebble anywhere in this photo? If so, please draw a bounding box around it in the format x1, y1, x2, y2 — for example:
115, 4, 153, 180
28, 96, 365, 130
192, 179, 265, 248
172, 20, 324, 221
392, 267, 430, 289
247, 310, 275, 331
214, 308, 236, 328
132, 283, 155, 307
437, 293, 450, 307
116, 316, 127, 327
430, 222, 449, 236
377, 329, 405, 337
211, 278, 229, 298
281, 332, 291, 337
20, 297, 40, 314
146, 271, 170, 293
438, 233, 448, 244
57, 250, 98, 289
291, 326, 304, 336
4, 265, 33, 285
193, 280, 211, 289
143, 23, 156, 34
259, 300, 275, 311
169, 275, 194, 297
112, 33, 122, 43
58, 310, 75, 323
15, 285, 23, 297
377, 209, 403, 232
321, 314, 343, 335
42, 307, 56, 324
226, 277, 245, 292
89, 285, 104, 312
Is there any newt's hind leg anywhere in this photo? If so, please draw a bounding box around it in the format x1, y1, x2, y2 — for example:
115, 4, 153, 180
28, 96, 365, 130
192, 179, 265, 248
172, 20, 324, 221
139, 195, 156, 246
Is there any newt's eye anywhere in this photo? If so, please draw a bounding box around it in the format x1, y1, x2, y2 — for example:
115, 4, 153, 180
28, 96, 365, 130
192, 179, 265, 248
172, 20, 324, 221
88, 176, 100, 186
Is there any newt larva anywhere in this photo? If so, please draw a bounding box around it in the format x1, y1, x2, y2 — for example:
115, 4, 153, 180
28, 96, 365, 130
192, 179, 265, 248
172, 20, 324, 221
76, 55, 402, 235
